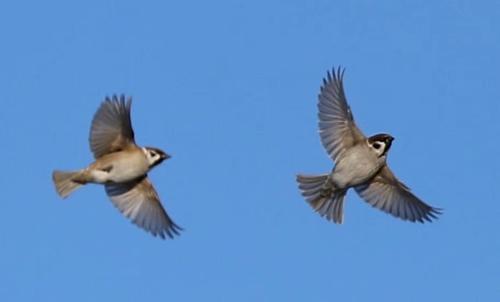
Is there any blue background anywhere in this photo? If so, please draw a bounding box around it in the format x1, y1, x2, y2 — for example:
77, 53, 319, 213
1, 1, 499, 301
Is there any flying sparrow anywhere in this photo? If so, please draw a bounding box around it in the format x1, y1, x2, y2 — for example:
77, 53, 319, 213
52, 95, 182, 238
297, 67, 441, 223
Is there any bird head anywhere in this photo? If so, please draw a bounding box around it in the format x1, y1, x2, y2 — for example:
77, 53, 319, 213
144, 147, 171, 168
368, 133, 394, 157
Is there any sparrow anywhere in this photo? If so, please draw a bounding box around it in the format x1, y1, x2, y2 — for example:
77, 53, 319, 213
297, 67, 441, 223
52, 95, 182, 239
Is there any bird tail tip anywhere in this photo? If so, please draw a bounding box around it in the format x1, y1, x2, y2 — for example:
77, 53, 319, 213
52, 170, 83, 198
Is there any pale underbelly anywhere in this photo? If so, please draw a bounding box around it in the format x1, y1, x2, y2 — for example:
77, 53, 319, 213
87, 154, 149, 184
331, 156, 383, 189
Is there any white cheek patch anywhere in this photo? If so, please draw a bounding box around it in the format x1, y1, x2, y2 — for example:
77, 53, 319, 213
147, 153, 160, 166
142, 148, 156, 165
371, 142, 386, 156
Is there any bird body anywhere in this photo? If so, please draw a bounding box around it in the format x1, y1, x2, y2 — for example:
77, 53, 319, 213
52, 95, 181, 239
330, 142, 386, 189
84, 148, 152, 183
297, 67, 441, 224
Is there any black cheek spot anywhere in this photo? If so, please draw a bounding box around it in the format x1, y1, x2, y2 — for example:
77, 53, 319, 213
100, 165, 113, 173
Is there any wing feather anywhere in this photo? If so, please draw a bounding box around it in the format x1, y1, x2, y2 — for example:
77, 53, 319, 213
89, 95, 136, 158
355, 166, 442, 223
105, 177, 182, 239
318, 67, 365, 162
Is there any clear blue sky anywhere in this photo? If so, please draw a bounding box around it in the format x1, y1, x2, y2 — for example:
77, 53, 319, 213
1, 1, 499, 301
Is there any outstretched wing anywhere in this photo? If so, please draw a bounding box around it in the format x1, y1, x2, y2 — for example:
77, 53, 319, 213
89, 95, 136, 158
354, 166, 442, 223
105, 176, 182, 239
318, 67, 366, 162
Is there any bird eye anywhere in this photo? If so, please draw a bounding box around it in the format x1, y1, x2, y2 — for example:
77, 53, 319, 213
373, 143, 381, 149
149, 151, 156, 157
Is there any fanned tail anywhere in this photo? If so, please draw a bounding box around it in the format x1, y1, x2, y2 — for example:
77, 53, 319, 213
296, 174, 347, 224
52, 170, 84, 198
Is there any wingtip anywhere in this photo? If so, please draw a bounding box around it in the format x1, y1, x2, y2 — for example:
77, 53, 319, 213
103, 94, 132, 106
155, 222, 183, 240
409, 206, 443, 224
323, 65, 346, 87
427, 207, 443, 221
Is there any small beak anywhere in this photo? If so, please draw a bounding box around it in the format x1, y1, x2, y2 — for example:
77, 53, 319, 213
163, 153, 172, 160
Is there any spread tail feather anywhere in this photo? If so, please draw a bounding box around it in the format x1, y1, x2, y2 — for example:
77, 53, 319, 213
296, 174, 347, 224
52, 170, 84, 198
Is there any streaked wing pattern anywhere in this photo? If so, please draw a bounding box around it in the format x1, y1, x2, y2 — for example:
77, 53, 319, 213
354, 166, 441, 223
89, 95, 136, 158
318, 67, 365, 162
105, 176, 182, 239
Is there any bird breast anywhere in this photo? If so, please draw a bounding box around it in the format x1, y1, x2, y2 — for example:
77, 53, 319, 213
90, 149, 150, 183
330, 143, 385, 189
